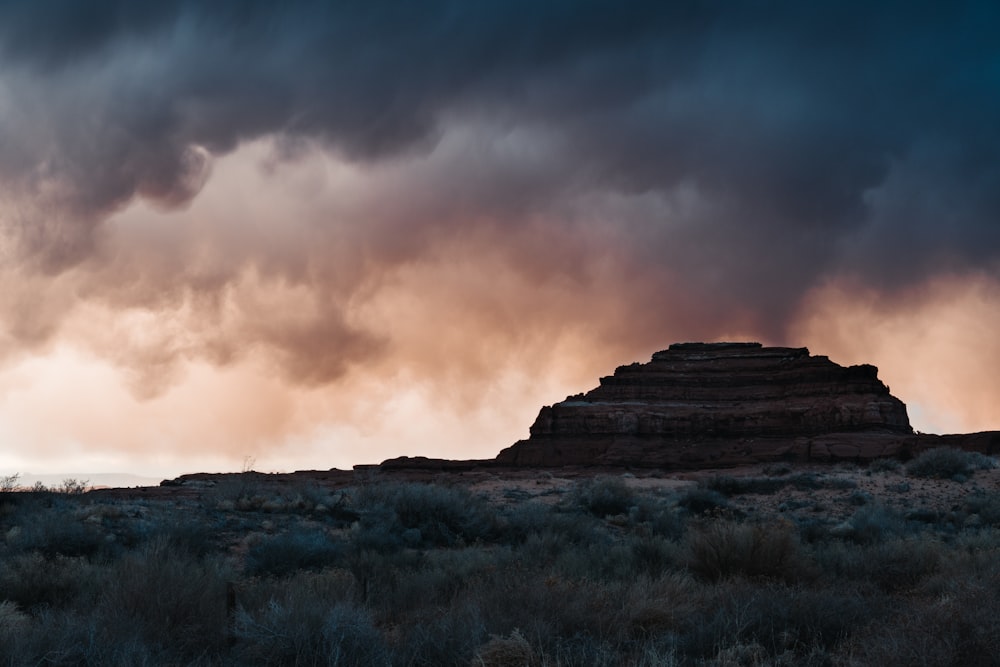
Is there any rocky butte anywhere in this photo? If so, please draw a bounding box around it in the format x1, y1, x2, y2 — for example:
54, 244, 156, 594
490, 342, 1000, 469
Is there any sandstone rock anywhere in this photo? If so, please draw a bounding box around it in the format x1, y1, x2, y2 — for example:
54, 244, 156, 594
495, 342, 998, 468
375, 456, 499, 471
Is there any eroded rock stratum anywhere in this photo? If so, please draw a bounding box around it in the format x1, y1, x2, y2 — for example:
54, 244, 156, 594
494, 342, 999, 468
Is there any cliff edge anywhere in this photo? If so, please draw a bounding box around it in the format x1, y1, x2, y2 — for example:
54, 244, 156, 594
495, 342, 998, 468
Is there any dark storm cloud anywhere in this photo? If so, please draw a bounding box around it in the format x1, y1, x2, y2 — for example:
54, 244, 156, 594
0, 1, 686, 269
0, 1, 686, 164
1, 0, 999, 363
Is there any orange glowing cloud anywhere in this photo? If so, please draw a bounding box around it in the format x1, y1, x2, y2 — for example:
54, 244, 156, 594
0, 132, 997, 479
791, 273, 1000, 434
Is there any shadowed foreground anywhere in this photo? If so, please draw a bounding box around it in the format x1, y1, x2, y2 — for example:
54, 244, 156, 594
3, 449, 1000, 665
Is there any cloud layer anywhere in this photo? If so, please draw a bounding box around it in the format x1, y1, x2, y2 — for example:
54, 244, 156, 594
0, 2, 998, 474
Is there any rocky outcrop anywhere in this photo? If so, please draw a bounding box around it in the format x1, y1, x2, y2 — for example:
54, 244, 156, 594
495, 342, 1000, 468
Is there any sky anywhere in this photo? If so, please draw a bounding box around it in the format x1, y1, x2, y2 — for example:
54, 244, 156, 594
0, 1, 999, 478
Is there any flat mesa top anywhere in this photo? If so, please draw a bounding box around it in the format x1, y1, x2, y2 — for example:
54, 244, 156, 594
667, 342, 763, 351
653, 342, 810, 361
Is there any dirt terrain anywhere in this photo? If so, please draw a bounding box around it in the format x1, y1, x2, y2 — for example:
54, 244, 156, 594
116, 458, 1000, 528
7, 448, 1000, 665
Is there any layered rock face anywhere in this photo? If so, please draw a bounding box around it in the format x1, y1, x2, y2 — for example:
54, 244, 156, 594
496, 342, 972, 468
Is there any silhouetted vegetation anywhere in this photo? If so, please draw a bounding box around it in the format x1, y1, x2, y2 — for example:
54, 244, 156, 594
905, 446, 996, 479
1, 461, 1000, 665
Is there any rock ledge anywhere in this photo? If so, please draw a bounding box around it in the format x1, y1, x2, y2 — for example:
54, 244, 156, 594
494, 342, 998, 468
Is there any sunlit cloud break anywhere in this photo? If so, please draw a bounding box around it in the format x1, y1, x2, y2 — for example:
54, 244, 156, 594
0, 2, 998, 477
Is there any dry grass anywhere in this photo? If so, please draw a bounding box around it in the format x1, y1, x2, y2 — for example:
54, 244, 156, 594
472, 629, 537, 667
685, 519, 807, 582
1, 462, 1000, 664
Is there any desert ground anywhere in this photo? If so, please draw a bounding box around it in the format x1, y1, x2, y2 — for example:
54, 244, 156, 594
3, 449, 1000, 665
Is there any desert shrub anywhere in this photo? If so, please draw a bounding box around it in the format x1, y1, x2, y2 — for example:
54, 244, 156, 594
849, 490, 873, 506
684, 519, 807, 582
0, 603, 52, 667
2, 544, 227, 665
627, 643, 683, 666
620, 572, 702, 642
701, 475, 785, 496
677, 486, 730, 515
553, 541, 645, 581
831, 504, 907, 544
903, 507, 943, 525
679, 583, 877, 661
515, 530, 571, 567
456, 561, 634, 651
236, 569, 361, 638
500, 500, 610, 548
234, 600, 389, 666
245, 527, 345, 577
56, 478, 90, 494
762, 463, 793, 477
545, 533, 684, 582
950, 528, 1000, 558
792, 472, 857, 490
213, 473, 312, 513
515, 514, 614, 569
793, 516, 833, 543
473, 628, 538, 667
0, 473, 20, 493
906, 447, 996, 479
0, 552, 100, 610
503, 487, 535, 503
290, 484, 358, 522
541, 635, 623, 666
238, 568, 356, 607
20, 473, 1000, 664
219, 480, 360, 521
844, 568, 1000, 666
4, 606, 211, 667
868, 457, 902, 474
963, 493, 1000, 527
348, 547, 427, 607
0, 600, 28, 635
389, 601, 487, 666
814, 537, 943, 593
626, 496, 686, 538
700, 473, 854, 497
627, 535, 685, 578
568, 476, 635, 517
355, 546, 504, 614
280, 482, 333, 509
350, 507, 408, 554
0, 608, 101, 666
8, 500, 108, 558
778, 498, 816, 512
924, 544, 1000, 592
95, 537, 231, 658
145, 515, 221, 557
352, 482, 496, 549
